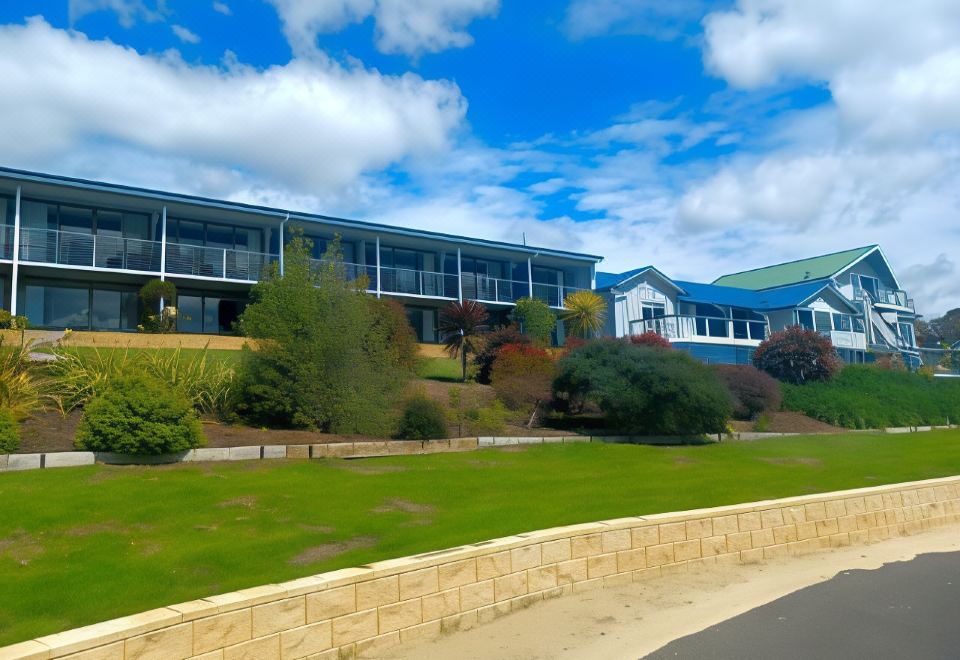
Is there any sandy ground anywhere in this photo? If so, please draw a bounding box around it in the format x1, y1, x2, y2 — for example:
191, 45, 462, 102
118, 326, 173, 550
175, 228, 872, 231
382, 526, 960, 660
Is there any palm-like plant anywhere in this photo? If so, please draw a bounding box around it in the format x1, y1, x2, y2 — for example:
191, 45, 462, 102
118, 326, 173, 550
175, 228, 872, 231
439, 300, 488, 381
562, 290, 607, 339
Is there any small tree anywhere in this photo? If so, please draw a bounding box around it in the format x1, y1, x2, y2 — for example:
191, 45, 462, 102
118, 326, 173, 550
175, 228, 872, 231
510, 297, 557, 346
439, 300, 488, 382
139, 279, 177, 333
713, 364, 782, 420
491, 343, 556, 427
473, 325, 531, 384
628, 331, 672, 350
562, 290, 607, 339
753, 326, 842, 385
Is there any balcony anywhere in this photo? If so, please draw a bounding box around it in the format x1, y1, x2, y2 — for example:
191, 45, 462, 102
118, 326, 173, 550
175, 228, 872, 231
855, 285, 914, 311
379, 266, 458, 299
19, 227, 162, 272
633, 315, 769, 343
0, 225, 12, 260
165, 243, 276, 282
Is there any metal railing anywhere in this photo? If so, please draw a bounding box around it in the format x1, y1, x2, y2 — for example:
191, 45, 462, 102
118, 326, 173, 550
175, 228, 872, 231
160, 243, 277, 282
463, 274, 529, 304
855, 285, 914, 310
633, 314, 769, 342
19, 227, 162, 272
379, 266, 458, 298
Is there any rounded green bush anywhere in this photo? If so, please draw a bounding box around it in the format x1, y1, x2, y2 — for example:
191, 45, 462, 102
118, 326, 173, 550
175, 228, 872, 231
0, 407, 19, 454
396, 395, 448, 440
75, 372, 205, 454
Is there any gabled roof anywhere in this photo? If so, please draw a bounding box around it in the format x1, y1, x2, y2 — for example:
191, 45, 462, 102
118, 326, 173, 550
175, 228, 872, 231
675, 279, 861, 313
595, 266, 686, 294
712, 246, 878, 290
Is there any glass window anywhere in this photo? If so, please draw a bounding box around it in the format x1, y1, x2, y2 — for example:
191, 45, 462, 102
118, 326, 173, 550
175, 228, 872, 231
814, 311, 832, 332
96, 211, 123, 236
0, 196, 12, 225
123, 213, 150, 240
19, 201, 52, 229
25, 284, 90, 329
203, 297, 221, 334
177, 220, 204, 246
532, 267, 559, 285
177, 295, 203, 333
853, 317, 865, 332
796, 309, 814, 330
206, 224, 234, 250
832, 313, 851, 331
59, 207, 94, 234
899, 323, 916, 347
91, 289, 121, 329
121, 291, 139, 329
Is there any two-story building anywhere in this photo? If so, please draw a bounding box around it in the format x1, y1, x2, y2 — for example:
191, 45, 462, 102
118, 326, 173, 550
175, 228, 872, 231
0, 167, 601, 341
599, 246, 920, 367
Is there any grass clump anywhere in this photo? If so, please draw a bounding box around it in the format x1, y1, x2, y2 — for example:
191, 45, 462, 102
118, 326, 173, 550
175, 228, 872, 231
0, 407, 19, 453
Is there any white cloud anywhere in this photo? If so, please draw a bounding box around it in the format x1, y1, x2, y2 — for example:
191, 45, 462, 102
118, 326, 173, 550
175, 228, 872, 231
267, 0, 499, 57
171, 24, 200, 44
212, 1, 232, 16
563, 0, 716, 41
0, 18, 466, 193
68, 0, 166, 27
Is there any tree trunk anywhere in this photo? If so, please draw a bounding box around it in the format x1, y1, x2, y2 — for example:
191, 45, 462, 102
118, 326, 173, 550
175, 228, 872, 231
461, 349, 468, 382
526, 400, 541, 428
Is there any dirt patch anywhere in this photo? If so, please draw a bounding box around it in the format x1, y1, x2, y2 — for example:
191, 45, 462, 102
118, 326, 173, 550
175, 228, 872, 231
371, 498, 436, 515
288, 536, 378, 566
673, 455, 698, 465
18, 411, 80, 454
216, 496, 258, 509
759, 457, 824, 467
65, 521, 122, 537
0, 530, 44, 565
728, 412, 846, 435
298, 524, 335, 534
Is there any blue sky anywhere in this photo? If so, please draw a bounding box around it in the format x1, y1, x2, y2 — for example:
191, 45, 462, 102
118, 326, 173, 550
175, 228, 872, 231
0, 1, 958, 314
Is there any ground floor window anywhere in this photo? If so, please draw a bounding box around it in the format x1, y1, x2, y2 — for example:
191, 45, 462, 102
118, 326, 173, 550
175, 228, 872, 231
405, 306, 437, 343
837, 348, 866, 364
20, 281, 139, 330
177, 293, 245, 334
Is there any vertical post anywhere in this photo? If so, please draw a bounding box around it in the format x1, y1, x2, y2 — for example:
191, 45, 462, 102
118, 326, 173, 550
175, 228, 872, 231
159, 206, 167, 312
278, 213, 289, 277
456, 248, 463, 303
558, 270, 565, 309
222, 249, 227, 280
375, 236, 381, 299
10, 186, 21, 315
527, 257, 533, 301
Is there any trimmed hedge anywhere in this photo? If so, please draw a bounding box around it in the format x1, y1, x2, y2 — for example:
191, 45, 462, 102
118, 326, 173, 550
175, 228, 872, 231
782, 365, 960, 429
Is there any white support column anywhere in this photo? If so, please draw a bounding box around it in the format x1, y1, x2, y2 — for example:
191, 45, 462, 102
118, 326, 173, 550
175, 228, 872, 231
159, 206, 167, 311
457, 247, 463, 303
10, 186, 21, 315
278, 214, 289, 277
375, 235, 381, 299
527, 257, 533, 301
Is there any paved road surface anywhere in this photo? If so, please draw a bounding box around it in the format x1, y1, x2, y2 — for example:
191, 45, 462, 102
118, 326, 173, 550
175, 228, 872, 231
646, 551, 960, 660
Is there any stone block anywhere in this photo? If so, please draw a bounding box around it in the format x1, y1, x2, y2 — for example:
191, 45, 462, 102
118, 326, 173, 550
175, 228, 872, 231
422, 588, 460, 621
280, 621, 332, 660
586, 553, 617, 579
510, 544, 542, 572
252, 597, 305, 638
772, 525, 798, 544
601, 529, 631, 553
781, 505, 806, 524
511, 592, 544, 611
763, 544, 790, 560
795, 521, 818, 540
725, 532, 752, 553
562, 436, 590, 443
864, 494, 885, 511
700, 536, 727, 557
542, 436, 564, 444
646, 543, 675, 567
441, 611, 479, 634
631, 526, 659, 548
45, 452, 95, 469
477, 437, 495, 447
306, 585, 356, 623
759, 509, 784, 529
493, 572, 527, 602
616, 548, 646, 572
477, 601, 512, 624
0, 454, 7, 470
541, 539, 572, 564
526, 565, 558, 592
224, 634, 280, 660
750, 528, 775, 548
285, 445, 310, 459
399, 620, 442, 644
262, 445, 286, 459
740, 548, 764, 564
331, 610, 378, 646
193, 609, 252, 655
572, 577, 604, 593
459, 580, 495, 610
356, 577, 399, 610
816, 518, 840, 537
7, 453, 42, 471
824, 500, 847, 518
829, 533, 851, 548
476, 551, 512, 580
658, 522, 687, 543
570, 533, 602, 558
323, 443, 356, 458
685, 518, 713, 539
556, 558, 588, 584
378, 600, 422, 634
737, 512, 762, 532
603, 572, 633, 588
398, 567, 438, 600
845, 497, 868, 514
711, 514, 739, 535
124, 623, 193, 660
437, 559, 476, 590
674, 539, 701, 561
491, 437, 519, 446
61, 642, 124, 659
228, 446, 260, 461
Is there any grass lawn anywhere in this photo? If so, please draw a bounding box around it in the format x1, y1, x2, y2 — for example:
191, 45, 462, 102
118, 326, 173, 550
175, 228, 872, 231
2, 431, 960, 645
415, 356, 463, 381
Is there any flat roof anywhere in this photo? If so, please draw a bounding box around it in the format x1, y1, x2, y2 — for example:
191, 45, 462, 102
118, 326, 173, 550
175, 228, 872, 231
0, 165, 603, 263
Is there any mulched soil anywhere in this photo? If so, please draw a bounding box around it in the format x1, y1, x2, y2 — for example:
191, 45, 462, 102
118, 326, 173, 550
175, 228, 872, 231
728, 411, 846, 434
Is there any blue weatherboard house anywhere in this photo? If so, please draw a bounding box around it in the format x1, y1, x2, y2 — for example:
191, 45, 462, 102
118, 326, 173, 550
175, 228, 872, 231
597, 246, 920, 367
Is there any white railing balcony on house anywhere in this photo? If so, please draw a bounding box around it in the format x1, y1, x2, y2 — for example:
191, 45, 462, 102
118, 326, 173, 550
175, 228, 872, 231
534, 283, 588, 309
854, 285, 914, 311
464, 273, 530, 305
0, 225, 13, 260
380, 266, 458, 299
633, 315, 769, 343
19, 227, 163, 272
164, 243, 276, 282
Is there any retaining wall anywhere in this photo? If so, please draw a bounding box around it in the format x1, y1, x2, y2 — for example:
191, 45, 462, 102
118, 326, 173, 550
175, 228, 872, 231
4, 475, 959, 660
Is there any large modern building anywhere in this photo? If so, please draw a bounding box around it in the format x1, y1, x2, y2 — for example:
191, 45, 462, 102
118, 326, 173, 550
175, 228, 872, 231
598, 246, 921, 367
0, 167, 601, 342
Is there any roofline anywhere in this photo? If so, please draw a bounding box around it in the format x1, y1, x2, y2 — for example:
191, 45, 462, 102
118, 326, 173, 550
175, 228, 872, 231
600, 266, 687, 295
0, 166, 604, 263
711, 244, 879, 285
794, 283, 862, 313
676, 278, 862, 313
830, 244, 902, 290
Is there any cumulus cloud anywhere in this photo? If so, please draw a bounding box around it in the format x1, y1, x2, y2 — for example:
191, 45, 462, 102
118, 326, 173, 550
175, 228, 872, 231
0, 18, 466, 193
267, 0, 499, 57
212, 1, 231, 16
563, 0, 717, 41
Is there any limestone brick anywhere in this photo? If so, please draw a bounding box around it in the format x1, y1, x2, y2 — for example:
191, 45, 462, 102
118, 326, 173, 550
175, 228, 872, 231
437, 559, 476, 590
459, 580, 495, 610
378, 600, 422, 634
586, 553, 618, 579
193, 610, 251, 655
252, 598, 305, 639
306, 586, 356, 623
398, 567, 438, 601
422, 589, 460, 622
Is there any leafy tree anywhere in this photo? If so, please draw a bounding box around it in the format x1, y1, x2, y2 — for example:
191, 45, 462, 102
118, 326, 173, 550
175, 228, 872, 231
713, 364, 782, 420
491, 343, 556, 427
929, 308, 960, 346
562, 290, 607, 338
510, 297, 557, 346
627, 331, 672, 350
235, 232, 413, 433
753, 326, 842, 385
554, 340, 732, 435
439, 300, 488, 382
473, 325, 531, 385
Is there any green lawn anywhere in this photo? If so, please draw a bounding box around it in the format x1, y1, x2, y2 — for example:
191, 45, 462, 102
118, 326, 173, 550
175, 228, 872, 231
415, 356, 463, 381
2, 432, 960, 645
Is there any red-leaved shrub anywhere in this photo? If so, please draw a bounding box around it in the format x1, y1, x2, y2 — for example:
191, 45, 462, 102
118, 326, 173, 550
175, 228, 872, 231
753, 326, 842, 385
627, 331, 672, 350
713, 364, 782, 419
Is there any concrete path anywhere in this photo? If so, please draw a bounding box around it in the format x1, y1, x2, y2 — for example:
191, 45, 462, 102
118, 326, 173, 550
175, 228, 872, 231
382, 527, 960, 660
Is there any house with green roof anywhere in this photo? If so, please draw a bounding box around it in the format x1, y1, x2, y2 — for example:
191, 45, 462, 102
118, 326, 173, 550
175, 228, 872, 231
597, 245, 920, 368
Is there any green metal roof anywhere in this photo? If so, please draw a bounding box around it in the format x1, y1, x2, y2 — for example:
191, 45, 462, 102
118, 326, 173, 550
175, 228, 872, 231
712, 246, 877, 290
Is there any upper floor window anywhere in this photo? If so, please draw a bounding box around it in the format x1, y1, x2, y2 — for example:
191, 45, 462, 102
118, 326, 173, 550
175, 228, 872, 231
898, 322, 916, 347
167, 218, 264, 254
20, 199, 152, 240
796, 309, 814, 330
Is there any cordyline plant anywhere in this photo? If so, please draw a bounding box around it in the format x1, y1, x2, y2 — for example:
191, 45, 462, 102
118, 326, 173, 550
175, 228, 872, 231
562, 290, 607, 339
752, 325, 843, 385
439, 300, 488, 382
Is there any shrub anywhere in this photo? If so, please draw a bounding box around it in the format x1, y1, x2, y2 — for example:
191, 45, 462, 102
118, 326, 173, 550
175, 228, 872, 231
396, 394, 448, 440
75, 372, 205, 454
627, 331, 672, 350
139, 280, 177, 333
465, 400, 509, 435
753, 326, 842, 385
474, 325, 530, 385
369, 298, 420, 372
0, 407, 19, 453
873, 352, 906, 371
236, 234, 410, 434
562, 290, 607, 338
713, 364, 782, 420
140, 346, 236, 419
781, 364, 960, 429
0, 337, 54, 419
554, 340, 732, 435
491, 343, 556, 427
0, 311, 28, 330
510, 297, 557, 346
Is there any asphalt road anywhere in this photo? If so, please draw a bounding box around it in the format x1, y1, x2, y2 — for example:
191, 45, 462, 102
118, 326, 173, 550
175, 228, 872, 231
646, 551, 960, 660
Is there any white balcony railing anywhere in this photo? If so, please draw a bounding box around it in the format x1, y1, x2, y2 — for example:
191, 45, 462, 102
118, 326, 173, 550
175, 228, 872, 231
632, 315, 769, 342
379, 266, 458, 299
854, 285, 914, 311
19, 227, 162, 272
